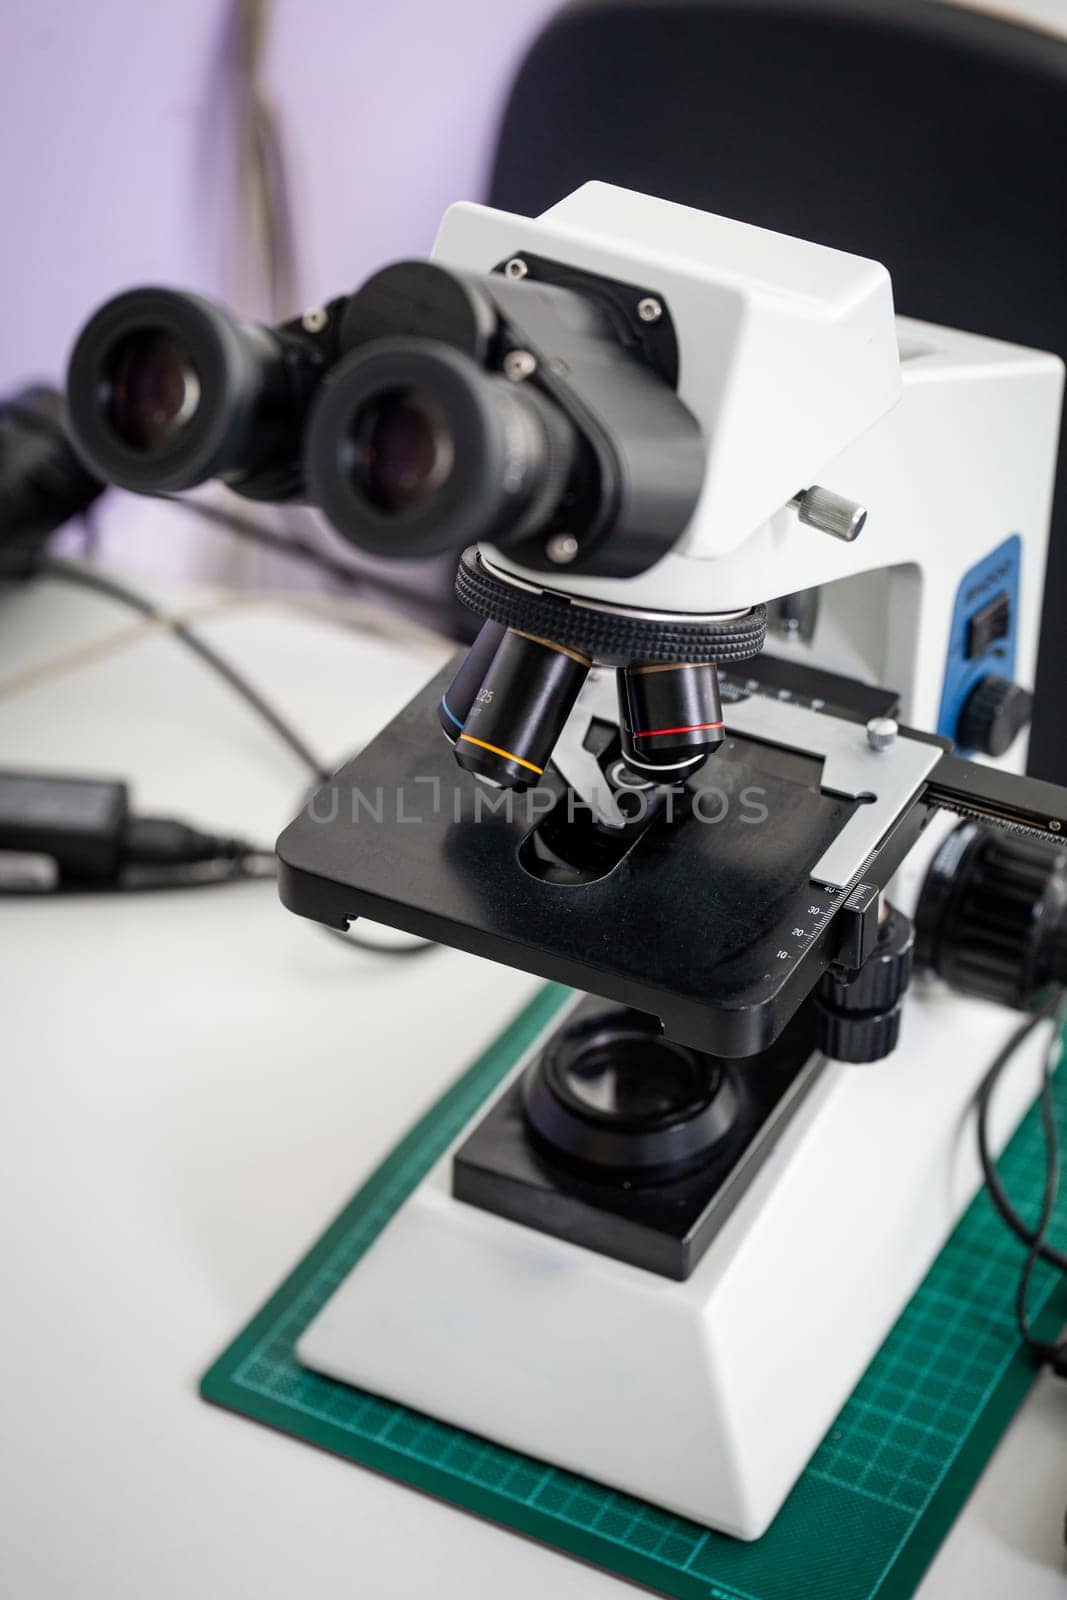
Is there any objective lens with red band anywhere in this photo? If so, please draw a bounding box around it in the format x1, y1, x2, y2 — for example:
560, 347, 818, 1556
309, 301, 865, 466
617, 661, 725, 777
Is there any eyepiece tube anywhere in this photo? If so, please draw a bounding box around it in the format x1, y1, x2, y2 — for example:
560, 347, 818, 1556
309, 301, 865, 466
617, 662, 725, 779
66, 287, 324, 499
453, 629, 590, 791
305, 337, 577, 561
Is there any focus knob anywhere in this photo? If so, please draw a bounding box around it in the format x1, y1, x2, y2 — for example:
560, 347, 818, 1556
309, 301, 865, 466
956, 674, 1033, 757
813, 905, 914, 1063
916, 822, 1067, 1008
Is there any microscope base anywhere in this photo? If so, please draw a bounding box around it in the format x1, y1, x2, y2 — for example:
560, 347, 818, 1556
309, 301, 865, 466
296, 989, 1050, 1540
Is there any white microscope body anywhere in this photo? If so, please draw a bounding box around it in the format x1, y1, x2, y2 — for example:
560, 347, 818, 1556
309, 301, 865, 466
297, 186, 1064, 1538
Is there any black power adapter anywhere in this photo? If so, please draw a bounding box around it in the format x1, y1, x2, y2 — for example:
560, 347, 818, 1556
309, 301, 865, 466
0, 770, 264, 891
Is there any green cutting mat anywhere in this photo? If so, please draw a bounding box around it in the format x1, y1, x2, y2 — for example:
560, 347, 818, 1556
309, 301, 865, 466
202, 984, 1067, 1598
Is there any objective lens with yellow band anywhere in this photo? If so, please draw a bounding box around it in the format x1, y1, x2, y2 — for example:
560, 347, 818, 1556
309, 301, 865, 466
453, 628, 590, 791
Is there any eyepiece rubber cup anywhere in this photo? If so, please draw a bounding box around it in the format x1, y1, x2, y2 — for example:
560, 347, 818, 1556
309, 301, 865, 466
66, 287, 286, 493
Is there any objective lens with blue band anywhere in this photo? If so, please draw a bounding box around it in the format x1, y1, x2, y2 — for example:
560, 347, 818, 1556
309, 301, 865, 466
438, 620, 508, 743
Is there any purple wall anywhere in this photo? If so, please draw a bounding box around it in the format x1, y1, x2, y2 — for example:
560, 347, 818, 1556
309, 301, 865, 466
0, 0, 560, 577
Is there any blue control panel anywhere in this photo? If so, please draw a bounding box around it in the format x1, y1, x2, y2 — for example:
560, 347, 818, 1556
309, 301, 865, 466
936, 534, 1020, 749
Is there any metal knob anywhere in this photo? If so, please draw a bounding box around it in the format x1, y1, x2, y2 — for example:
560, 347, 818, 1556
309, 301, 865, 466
791, 486, 867, 542
866, 716, 898, 752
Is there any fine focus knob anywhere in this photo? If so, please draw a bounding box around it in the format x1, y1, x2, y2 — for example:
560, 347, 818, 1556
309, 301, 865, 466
916, 822, 1067, 1009
956, 674, 1033, 757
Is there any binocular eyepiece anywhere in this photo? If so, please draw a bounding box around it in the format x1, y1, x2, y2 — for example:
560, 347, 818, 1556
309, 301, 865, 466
66, 257, 726, 796
65, 256, 706, 580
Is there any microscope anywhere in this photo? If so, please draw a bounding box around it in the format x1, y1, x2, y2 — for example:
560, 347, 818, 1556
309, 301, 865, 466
66, 184, 1067, 1538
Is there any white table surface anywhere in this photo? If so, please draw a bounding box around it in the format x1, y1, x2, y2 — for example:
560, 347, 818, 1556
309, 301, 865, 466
0, 567, 1064, 1598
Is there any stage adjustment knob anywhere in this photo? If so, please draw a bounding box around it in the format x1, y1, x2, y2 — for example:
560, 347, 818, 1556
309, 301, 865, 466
916, 822, 1067, 1008
813, 905, 914, 1063
956, 674, 1032, 757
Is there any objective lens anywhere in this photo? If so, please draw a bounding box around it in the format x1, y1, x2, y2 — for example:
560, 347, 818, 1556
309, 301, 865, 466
453, 628, 589, 791
617, 661, 725, 779
353, 388, 454, 512
107, 330, 201, 452
438, 620, 507, 743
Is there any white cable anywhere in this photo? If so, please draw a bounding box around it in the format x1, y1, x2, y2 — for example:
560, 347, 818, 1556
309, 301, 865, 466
0, 585, 446, 705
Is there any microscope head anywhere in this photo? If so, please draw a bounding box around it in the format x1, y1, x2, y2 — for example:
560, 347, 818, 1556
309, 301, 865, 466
429, 182, 901, 583
304, 184, 903, 789
302, 183, 901, 588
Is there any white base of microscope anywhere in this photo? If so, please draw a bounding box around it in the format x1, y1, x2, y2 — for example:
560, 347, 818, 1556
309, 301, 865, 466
296, 987, 1053, 1540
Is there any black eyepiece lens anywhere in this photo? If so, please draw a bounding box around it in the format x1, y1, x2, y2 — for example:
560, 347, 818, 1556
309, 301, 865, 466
105, 329, 201, 453
351, 387, 454, 513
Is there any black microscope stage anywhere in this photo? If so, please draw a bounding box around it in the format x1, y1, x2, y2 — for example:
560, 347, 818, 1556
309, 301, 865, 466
277, 659, 932, 1057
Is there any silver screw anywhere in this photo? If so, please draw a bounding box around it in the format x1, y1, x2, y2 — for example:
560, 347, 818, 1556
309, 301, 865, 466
637, 296, 663, 324
791, 486, 868, 542
546, 533, 579, 565
866, 716, 898, 752
301, 306, 329, 333
503, 349, 537, 382
504, 257, 528, 280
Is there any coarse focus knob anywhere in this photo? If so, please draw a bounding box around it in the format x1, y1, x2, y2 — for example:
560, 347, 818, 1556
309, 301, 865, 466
956, 674, 1033, 758
814, 1005, 904, 1065
915, 822, 1067, 1009
813, 905, 914, 1063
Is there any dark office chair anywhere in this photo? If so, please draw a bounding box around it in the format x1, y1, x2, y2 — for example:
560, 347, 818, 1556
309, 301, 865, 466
488, 0, 1067, 781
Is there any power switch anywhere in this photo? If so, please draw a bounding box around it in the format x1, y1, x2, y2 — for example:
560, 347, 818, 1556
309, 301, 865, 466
966, 592, 1010, 659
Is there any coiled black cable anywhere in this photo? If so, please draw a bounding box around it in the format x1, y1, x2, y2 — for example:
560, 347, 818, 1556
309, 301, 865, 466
976, 989, 1067, 1371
